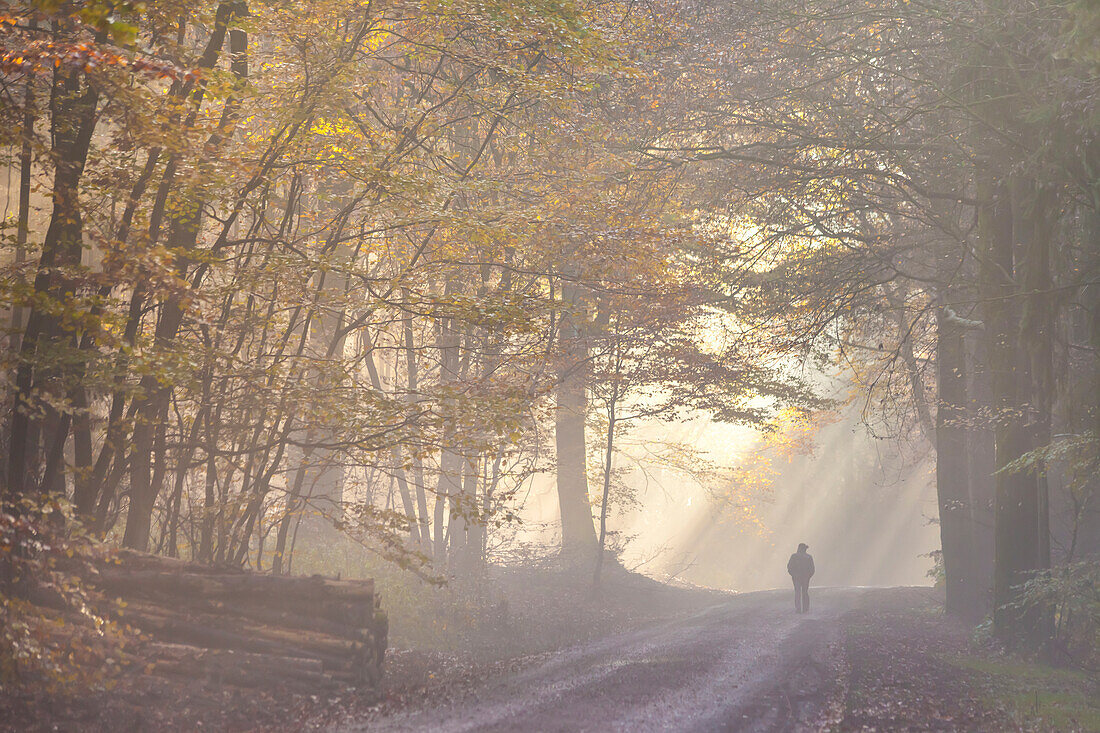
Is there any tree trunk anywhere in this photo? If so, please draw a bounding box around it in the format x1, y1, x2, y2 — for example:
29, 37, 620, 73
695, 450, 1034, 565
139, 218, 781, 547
6, 48, 100, 500
9, 28, 35, 356
554, 275, 598, 564
403, 305, 431, 551
935, 302, 977, 619
982, 179, 1046, 646
593, 390, 617, 589
123, 3, 248, 549
964, 321, 996, 617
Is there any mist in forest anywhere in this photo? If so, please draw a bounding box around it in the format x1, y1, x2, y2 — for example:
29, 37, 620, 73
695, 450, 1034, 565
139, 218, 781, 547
504, 399, 937, 592
661, 413, 937, 591
2, 0, 1099, 727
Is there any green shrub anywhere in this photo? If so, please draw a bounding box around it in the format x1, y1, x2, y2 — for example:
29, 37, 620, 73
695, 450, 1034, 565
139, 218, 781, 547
1009, 560, 1100, 668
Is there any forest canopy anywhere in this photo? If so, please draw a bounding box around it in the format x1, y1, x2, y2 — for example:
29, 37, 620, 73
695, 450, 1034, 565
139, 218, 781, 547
1, 0, 1097, 671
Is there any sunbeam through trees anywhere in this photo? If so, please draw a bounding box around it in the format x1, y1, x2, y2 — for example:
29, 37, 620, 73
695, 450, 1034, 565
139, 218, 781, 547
1, 0, 1098, 729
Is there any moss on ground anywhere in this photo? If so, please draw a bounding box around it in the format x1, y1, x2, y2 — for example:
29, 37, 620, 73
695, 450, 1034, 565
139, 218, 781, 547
951, 655, 1100, 732
833, 588, 1100, 731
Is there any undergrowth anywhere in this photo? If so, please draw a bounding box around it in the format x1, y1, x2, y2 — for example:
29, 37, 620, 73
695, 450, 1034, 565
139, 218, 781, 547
0, 496, 129, 693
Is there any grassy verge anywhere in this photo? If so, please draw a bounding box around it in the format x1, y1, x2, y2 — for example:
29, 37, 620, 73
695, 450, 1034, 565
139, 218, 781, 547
833, 588, 1100, 732
951, 654, 1100, 731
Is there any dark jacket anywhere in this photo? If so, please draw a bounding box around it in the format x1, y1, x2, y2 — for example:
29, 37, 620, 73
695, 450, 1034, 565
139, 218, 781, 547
787, 551, 815, 581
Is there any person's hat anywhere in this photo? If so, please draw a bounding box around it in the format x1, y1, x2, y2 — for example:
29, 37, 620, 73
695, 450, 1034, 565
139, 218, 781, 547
797, 543, 809, 551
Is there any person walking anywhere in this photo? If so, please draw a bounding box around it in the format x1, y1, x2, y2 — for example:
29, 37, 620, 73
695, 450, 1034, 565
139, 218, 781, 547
787, 543, 815, 613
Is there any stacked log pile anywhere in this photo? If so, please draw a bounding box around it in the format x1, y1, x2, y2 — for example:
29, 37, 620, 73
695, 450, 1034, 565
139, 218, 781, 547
92, 551, 387, 693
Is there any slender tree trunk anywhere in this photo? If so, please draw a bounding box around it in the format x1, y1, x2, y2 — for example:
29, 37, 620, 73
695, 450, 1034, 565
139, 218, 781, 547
10, 30, 35, 355
123, 397, 168, 549
886, 285, 935, 444
592, 388, 617, 589
362, 340, 422, 548
403, 305, 431, 551
272, 451, 311, 575
434, 299, 462, 562
166, 405, 205, 557
1020, 187, 1055, 576
451, 456, 479, 572
70, 385, 93, 505
123, 3, 248, 549
6, 46, 100, 500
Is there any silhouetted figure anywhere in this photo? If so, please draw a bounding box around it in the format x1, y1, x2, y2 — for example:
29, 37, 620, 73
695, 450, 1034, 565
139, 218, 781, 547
787, 543, 814, 613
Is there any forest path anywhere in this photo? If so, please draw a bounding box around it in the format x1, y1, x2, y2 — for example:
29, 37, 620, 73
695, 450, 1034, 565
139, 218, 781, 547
344, 587, 868, 732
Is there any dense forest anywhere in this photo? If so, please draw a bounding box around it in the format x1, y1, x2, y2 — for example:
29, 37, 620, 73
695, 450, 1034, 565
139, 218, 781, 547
1, 0, 1098, 711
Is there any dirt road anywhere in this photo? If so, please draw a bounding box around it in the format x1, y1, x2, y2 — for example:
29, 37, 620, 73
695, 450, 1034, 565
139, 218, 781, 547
346, 587, 867, 732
